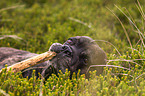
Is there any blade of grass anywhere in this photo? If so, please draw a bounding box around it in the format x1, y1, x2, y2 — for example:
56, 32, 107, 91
0, 5, 25, 12
128, 73, 145, 86
93, 40, 122, 56
136, 0, 145, 20
86, 64, 130, 74
108, 59, 142, 67
107, 7, 133, 52
69, 17, 93, 29
123, 7, 136, 30
136, 0, 145, 43
115, 5, 145, 47
111, 73, 133, 78
0, 35, 23, 40
39, 78, 44, 96
0, 19, 13, 22
0, 89, 10, 96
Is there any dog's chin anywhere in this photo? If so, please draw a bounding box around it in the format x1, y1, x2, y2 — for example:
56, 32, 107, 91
50, 52, 73, 73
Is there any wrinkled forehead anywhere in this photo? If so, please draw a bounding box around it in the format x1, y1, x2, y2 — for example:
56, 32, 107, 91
68, 36, 94, 43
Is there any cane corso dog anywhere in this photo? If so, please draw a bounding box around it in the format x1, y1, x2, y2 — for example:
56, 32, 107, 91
0, 36, 107, 79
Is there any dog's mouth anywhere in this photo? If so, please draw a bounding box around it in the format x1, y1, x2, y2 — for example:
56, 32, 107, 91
61, 45, 73, 57
53, 44, 73, 59
61, 45, 80, 66
49, 43, 80, 73
54, 44, 79, 67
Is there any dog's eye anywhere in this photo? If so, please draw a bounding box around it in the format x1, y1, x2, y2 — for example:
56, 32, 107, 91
80, 53, 88, 65
66, 40, 74, 45
67, 40, 72, 43
84, 58, 88, 64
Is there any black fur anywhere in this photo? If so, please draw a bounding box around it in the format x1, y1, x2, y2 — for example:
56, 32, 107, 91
0, 36, 107, 79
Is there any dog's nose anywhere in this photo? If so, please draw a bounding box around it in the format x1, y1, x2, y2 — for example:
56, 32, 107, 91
49, 43, 63, 53
62, 45, 72, 56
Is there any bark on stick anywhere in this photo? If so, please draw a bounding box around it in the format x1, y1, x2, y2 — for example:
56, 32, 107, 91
0, 51, 56, 73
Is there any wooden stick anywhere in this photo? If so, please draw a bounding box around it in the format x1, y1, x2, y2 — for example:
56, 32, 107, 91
0, 51, 56, 73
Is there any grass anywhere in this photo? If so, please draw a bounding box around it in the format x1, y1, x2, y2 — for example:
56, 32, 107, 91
0, 0, 145, 95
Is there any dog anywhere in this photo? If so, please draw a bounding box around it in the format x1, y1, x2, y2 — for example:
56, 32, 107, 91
0, 36, 107, 79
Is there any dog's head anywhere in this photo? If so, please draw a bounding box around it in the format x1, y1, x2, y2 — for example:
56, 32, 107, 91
49, 36, 107, 77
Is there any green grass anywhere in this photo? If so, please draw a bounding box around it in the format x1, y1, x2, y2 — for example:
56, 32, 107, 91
0, 0, 145, 95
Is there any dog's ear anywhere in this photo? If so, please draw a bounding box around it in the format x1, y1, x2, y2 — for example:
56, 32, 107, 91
85, 43, 107, 76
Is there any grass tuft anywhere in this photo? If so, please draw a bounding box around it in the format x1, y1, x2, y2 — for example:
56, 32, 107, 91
0, 0, 145, 95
